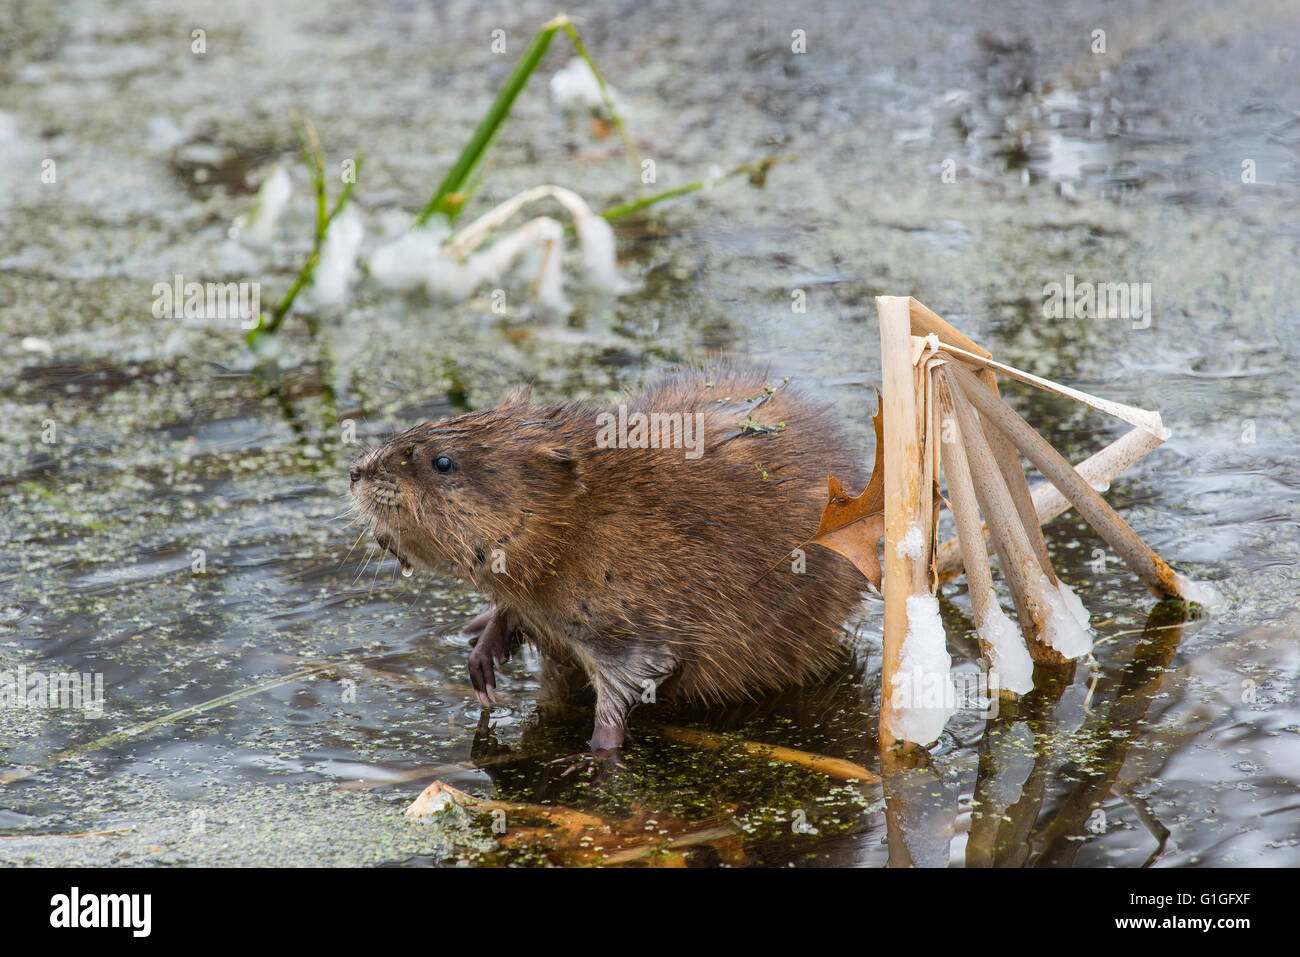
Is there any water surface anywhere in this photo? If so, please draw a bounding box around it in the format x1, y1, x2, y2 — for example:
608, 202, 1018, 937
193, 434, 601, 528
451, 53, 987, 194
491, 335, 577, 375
1, 0, 1297, 866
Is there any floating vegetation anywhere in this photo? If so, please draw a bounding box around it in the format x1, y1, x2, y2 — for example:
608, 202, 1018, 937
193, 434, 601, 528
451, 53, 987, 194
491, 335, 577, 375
237, 13, 776, 347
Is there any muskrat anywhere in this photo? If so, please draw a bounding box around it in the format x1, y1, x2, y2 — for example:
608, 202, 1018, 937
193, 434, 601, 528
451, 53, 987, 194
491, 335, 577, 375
349, 363, 866, 754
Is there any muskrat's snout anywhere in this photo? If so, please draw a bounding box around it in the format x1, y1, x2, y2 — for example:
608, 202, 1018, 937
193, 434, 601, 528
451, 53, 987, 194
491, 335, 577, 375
347, 447, 383, 491
347, 414, 549, 582
348, 447, 400, 508
348, 448, 399, 539
349, 456, 416, 576
347, 436, 451, 576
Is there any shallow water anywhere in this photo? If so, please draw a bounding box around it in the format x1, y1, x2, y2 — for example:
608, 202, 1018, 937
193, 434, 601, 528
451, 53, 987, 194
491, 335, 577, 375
1, 0, 1297, 866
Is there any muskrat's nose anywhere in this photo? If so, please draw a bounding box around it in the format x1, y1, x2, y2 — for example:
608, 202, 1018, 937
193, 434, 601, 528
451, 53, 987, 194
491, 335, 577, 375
349, 465, 363, 484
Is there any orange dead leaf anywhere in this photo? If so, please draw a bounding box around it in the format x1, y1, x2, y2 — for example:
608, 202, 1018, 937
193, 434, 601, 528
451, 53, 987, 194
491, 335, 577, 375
808, 392, 886, 589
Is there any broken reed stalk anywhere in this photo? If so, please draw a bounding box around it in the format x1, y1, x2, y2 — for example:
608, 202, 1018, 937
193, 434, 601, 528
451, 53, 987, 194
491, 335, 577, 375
907, 299, 990, 357
981, 404, 1056, 585
935, 426, 1167, 583
871, 296, 1196, 768
938, 365, 1065, 663
659, 726, 880, 783
950, 346, 1057, 585
876, 296, 929, 755
936, 376, 1020, 666
942, 360, 1184, 599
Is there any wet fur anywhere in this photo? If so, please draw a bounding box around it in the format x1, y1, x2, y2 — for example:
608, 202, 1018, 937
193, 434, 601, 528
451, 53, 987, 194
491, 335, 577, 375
350, 363, 867, 743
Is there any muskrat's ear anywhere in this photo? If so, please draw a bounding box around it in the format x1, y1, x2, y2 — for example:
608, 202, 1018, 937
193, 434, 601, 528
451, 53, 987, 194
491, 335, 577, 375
532, 446, 585, 497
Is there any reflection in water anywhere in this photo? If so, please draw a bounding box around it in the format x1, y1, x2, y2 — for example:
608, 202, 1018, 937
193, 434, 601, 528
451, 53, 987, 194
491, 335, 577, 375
969, 602, 1188, 867
873, 603, 1185, 869
425, 598, 1251, 867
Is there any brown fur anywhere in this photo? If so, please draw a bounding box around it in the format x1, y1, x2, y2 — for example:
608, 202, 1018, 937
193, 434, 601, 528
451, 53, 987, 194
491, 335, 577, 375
350, 363, 866, 748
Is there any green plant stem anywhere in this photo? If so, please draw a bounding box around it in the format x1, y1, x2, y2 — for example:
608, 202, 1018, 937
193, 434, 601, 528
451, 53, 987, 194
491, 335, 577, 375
302, 121, 327, 234
560, 20, 641, 182
247, 129, 362, 346
414, 16, 565, 227
412, 14, 647, 229
598, 157, 776, 222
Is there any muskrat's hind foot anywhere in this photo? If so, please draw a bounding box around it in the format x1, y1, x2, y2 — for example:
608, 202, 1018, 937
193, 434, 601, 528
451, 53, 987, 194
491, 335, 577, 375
589, 719, 625, 753
467, 610, 512, 707
544, 717, 629, 777
551, 746, 626, 778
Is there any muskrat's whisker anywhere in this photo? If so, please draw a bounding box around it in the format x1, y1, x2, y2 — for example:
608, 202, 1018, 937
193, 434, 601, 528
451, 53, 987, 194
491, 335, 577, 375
340, 525, 370, 571
362, 502, 400, 595
352, 536, 382, 587
369, 542, 391, 595
322, 497, 361, 526
350, 551, 372, 588
393, 525, 405, 584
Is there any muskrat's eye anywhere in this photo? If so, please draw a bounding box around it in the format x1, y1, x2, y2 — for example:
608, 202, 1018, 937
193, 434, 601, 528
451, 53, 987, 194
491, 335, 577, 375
434, 456, 454, 473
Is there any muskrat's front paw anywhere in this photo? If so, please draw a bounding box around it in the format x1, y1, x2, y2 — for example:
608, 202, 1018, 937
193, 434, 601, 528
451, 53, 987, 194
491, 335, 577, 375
466, 610, 513, 707
467, 644, 499, 707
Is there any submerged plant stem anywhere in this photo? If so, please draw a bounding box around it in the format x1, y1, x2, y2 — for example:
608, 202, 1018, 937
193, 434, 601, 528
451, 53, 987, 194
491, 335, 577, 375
0, 667, 326, 787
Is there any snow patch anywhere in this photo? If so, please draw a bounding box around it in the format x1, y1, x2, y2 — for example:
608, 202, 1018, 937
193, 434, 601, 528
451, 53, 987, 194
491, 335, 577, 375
550, 57, 620, 114
891, 592, 955, 745
368, 220, 453, 292
1174, 573, 1225, 610
574, 212, 623, 292
231, 165, 292, 249
466, 216, 569, 311
978, 590, 1034, 695
1041, 576, 1093, 659
895, 521, 925, 560
300, 203, 364, 310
